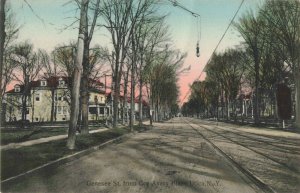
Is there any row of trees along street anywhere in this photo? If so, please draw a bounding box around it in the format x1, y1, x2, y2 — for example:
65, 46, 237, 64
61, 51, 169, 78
182, 0, 300, 129
0, 0, 186, 149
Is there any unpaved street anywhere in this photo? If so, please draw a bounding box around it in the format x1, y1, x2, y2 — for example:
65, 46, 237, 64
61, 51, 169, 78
186, 117, 300, 193
2, 118, 262, 193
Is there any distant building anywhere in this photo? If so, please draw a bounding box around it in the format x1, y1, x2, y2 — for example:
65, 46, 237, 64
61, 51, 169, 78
106, 93, 150, 119
4, 76, 108, 122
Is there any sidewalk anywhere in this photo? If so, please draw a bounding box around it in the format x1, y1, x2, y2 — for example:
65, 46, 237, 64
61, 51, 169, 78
1, 120, 150, 151
1, 128, 108, 151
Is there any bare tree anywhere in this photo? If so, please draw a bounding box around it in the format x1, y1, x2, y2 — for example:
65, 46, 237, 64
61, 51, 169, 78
135, 18, 169, 126
206, 49, 247, 120
260, 0, 300, 128
143, 21, 170, 124
145, 45, 186, 121
121, 62, 131, 125
101, 0, 158, 128
80, 0, 101, 134
235, 11, 267, 125
53, 43, 76, 78
10, 42, 47, 123
67, 0, 88, 150
1, 0, 19, 126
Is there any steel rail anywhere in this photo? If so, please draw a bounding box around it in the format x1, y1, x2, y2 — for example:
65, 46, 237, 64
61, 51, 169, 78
183, 118, 276, 193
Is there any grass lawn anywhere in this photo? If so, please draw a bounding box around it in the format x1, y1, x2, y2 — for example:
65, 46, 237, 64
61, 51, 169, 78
0, 126, 104, 145
1, 125, 149, 181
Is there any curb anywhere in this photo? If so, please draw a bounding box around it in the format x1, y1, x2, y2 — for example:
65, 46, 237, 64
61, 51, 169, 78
1, 131, 136, 186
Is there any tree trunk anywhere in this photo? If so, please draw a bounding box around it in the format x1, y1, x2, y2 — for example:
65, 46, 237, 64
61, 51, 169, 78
50, 89, 55, 122
22, 95, 27, 121
253, 56, 260, 125
294, 71, 300, 129
31, 91, 34, 122
0, 0, 5, 128
155, 99, 159, 121
226, 98, 230, 120
22, 75, 30, 123
149, 86, 153, 126
67, 0, 87, 150
138, 75, 143, 126
130, 65, 135, 131
122, 72, 129, 125
80, 0, 100, 133
113, 75, 120, 128
81, 43, 89, 134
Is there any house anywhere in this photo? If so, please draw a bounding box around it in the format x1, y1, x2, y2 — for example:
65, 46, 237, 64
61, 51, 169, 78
105, 93, 150, 120
88, 88, 107, 121
4, 76, 107, 123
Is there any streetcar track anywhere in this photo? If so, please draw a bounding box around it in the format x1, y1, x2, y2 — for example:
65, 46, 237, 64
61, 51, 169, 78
198, 122, 300, 155
188, 119, 300, 175
201, 120, 300, 147
209, 126, 300, 155
182, 118, 275, 193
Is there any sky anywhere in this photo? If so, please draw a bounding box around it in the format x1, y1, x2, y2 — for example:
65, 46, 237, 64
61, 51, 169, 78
9, 0, 264, 104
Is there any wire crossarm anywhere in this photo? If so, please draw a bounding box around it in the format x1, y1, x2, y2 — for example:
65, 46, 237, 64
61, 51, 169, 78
166, 0, 201, 57
167, 0, 200, 17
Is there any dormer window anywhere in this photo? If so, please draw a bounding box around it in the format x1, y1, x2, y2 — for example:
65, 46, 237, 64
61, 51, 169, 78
59, 80, 65, 86
58, 77, 65, 86
14, 85, 20, 92
41, 80, 47, 86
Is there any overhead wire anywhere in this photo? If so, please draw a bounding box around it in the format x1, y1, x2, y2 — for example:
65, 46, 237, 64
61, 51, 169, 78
180, 0, 246, 106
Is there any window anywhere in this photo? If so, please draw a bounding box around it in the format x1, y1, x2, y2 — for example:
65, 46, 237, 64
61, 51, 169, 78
55, 95, 63, 101
94, 96, 98, 103
41, 80, 47, 86
35, 93, 40, 101
14, 86, 20, 92
89, 107, 97, 114
57, 106, 68, 115
100, 107, 104, 114
35, 117, 39, 121
63, 106, 68, 115
57, 95, 62, 101
57, 106, 62, 115
26, 108, 30, 114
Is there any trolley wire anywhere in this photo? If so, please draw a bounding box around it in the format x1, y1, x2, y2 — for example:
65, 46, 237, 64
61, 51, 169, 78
180, 0, 246, 106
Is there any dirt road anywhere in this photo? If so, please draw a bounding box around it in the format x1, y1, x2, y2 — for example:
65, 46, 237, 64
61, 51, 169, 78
3, 118, 262, 193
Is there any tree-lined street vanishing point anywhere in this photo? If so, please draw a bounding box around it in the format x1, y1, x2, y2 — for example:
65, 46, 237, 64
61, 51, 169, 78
2, 117, 300, 193
1, 0, 300, 192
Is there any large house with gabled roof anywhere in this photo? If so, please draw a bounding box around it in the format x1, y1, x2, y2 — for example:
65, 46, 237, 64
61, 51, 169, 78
4, 76, 108, 123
